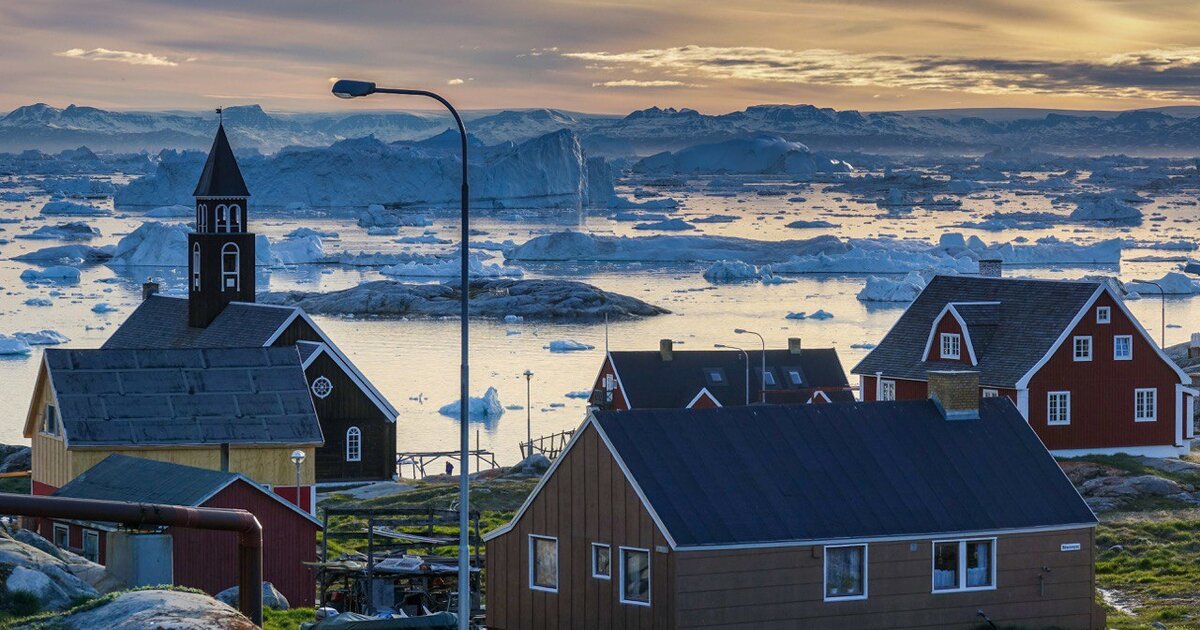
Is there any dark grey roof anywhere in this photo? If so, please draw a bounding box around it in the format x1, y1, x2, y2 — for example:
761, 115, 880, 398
54, 453, 235, 505
193, 123, 250, 198
608, 348, 850, 408
593, 399, 1096, 547
102, 296, 295, 350
296, 340, 324, 363
852, 276, 1101, 386
45, 347, 323, 447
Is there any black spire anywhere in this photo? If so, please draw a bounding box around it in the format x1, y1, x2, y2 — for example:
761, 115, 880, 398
193, 123, 249, 197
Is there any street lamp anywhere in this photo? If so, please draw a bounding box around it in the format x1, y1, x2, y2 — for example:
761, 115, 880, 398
714, 344, 749, 406
523, 370, 534, 463
332, 78, 473, 630
734, 328, 767, 403
1132, 279, 1166, 347
289, 450, 306, 511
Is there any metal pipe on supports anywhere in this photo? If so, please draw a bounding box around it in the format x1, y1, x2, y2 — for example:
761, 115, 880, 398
0, 494, 263, 625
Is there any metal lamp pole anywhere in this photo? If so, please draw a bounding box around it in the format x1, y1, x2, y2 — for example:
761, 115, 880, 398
735, 329, 767, 403
1133, 279, 1166, 347
290, 450, 305, 510
523, 370, 533, 461
714, 344, 749, 405
332, 79, 472, 630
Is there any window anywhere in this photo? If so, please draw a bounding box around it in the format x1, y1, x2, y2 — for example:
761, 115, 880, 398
620, 547, 650, 606
940, 333, 961, 360
529, 535, 558, 592
312, 376, 333, 399
705, 369, 724, 384
982, 389, 999, 398
191, 243, 201, 290
1073, 336, 1092, 361
221, 243, 240, 291
82, 530, 99, 563
788, 370, 803, 386
880, 380, 896, 401
592, 543, 611, 579
345, 427, 361, 462
42, 404, 58, 435
52, 524, 69, 549
824, 544, 867, 601
197, 204, 207, 232
1047, 391, 1071, 425
1135, 388, 1158, 422
933, 539, 994, 592
1114, 335, 1133, 361
1097, 306, 1111, 324
762, 370, 777, 387
230, 204, 242, 232
216, 204, 228, 232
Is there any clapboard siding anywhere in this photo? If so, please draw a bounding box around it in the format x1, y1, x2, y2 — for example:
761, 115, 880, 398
304, 352, 395, 481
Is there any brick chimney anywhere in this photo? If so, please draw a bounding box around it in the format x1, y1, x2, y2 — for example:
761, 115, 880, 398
927, 370, 980, 420
979, 259, 1003, 278
788, 337, 802, 355
659, 339, 674, 362
1190, 333, 1200, 359
142, 278, 160, 301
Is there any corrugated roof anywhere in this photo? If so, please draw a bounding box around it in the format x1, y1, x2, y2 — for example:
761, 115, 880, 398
852, 276, 1101, 386
593, 399, 1096, 547
102, 296, 295, 350
193, 123, 250, 198
45, 347, 323, 447
609, 348, 850, 408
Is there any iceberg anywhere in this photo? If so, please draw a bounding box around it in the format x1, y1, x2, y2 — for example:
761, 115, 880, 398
14, 244, 113, 264
702, 260, 763, 283
272, 234, 325, 265
20, 266, 80, 284
107, 222, 273, 267
1068, 194, 1143, 223
1125, 272, 1200, 295
768, 248, 973, 274
285, 227, 338, 239
357, 205, 431, 228
381, 255, 523, 278
0, 336, 32, 356
23, 298, 53, 307
506, 231, 846, 264
438, 386, 504, 420
633, 218, 695, 231
144, 204, 194, 218
40, 200, 110, 217
857, 272, 930, 302
16, 222, 100, 241
91, 303, 116, 313
14, 330, 69, 345
546, 339, 595, 352
632, 135, 852, 178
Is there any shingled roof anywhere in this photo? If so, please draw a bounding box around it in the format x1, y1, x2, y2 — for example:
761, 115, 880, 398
589, 399, 1096, 548
607, 347, 852, 408
102, 296, 296, 350
40, 347, 323, 448
852, 275, 1102, 386
194, 123, 250, 198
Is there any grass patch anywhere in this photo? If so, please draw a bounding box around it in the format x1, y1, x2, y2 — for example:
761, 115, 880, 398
0, 476, 31, 496
1096, 509, 1200, 629
1062, 454, 1200, 486
264, 606, 315, 630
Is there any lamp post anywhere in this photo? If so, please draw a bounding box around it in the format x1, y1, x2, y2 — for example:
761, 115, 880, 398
523, 370, 533, 462
734, 328, 767, 403
289, 450, 305, 510
1133, 279, 1166, 347
332, 79, 472, 630
714, 344, 750, 405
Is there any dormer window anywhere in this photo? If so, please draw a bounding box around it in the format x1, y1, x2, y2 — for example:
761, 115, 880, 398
940, 333, 961, 360
1096, 306, 1111, 324
788, 369, 803, 386
221, 243, 240, 291
762, 370, 777, 387
704, 368, 726, 386
191, 243, 201, 290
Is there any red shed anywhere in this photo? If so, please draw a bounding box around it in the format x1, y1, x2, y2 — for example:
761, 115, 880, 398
39, 454, 321, 606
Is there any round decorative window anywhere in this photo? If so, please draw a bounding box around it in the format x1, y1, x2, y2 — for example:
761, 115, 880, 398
311, 376, 333, 399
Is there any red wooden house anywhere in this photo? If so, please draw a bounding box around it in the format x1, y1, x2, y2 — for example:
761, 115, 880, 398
853, 274, 1197, 456
40, 454, 321, 606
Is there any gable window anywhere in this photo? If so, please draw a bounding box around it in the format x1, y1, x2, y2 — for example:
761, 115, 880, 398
1114, 335, 1133, 361
592, 543, 611, 579
879, 380, 896, 401
312, 376, 333, 399
1047, 391, 1071, 425
52, 523, 69, 549
1135, 388, 1158, 422
1072, 336, 1092, 362
42, 404, 58, 436
529, 535, 558, 592
982, 389, 999, 398
1097, 306, 1111, 324
940, 333, 961, 360
788, 369, 803, 386
620, 547, 651, 606
345, 427, 361, 462
824, 544, 867, 601
191, 243, 201, 290
221, 243, 240, 291
82, 530, 99, 563
933, 539, 994, 592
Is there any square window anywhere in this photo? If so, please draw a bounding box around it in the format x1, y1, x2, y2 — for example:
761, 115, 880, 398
940, 333, 961, 360
824, 545, 867, 600
880, 380, 896, 401
1135, 388, 1158, 422
1114, 335, 1133, 361
1073, 336, 1092, 361
982, 389, 999, 398
52, 524, 69, 549
529, 535, 558, 592
965, 540, 992, 588
708, 370, 723, 383
1048, 391, 1071, 425
620, 548, 651, 606
592, 543, 611, 579
933, 539, 995, 592
1097, 306, 1111, 324
932, 542, 959, 591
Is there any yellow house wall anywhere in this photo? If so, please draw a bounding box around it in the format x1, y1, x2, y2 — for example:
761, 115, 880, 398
32, 432, 70, 489
68, 446, 316, 487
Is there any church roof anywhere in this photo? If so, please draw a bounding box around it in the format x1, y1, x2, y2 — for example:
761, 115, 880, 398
193, 123, 250, 198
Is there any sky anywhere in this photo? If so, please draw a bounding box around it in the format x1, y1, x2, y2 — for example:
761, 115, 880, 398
5, 0, 1200, 115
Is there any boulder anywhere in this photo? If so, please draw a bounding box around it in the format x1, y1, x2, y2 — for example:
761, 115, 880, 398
31, 589, 257, 629
8, 529, 122, 593
1079, 474, 1186, 498
1135, 456, 1200, 476
216, 581, 289, 610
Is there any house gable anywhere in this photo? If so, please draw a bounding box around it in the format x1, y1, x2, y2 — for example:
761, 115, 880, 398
589, 353, 631, 410
920, 303, 994, 365
685, 388, 721, 409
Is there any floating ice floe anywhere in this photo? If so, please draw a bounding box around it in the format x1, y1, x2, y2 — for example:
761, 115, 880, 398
14, 330, 69, 345
40, 200, 110, 217
702, 260, 763, 283
106, 222, 273, 266
438, 386, 505, 420
91, 303, 116, 313
785, 220, 839, 229
632, 135, 852, 178
857, 272, 931, 303
691, 214, 739, 224
20, 266, 80, 284
767, 248, 973, 275
506, 231, 845, 264
564, 391, 591, 399
1066, 193, 1144, 224
14, 244, 113, 264
285, 227, 338, 239
0, 336, 32, 356
16, 222, 100, 241
1124, 272, 1200, 295
357, 204, 432, 228
503, 314, 524, 323
272, 234, 325, 265
380, 254, 523, 278
144, 204, 193, 218
633, 218, 695, 231
545, 339, 595, 352
786, 310, 833, 320
0, 192, 30, 202
23, 298, 52, 307
850, 342, 877, 349
395, 234, 451, 244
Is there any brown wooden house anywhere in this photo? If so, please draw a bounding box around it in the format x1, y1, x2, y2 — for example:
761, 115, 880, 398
485, 371, 1103, 629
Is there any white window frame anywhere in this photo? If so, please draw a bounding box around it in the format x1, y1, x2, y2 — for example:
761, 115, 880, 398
823, 544, 868, 602
82, 530, 99, 563
1047, 391, 1071, 426
879, 380, 896, 401
312, 375, 333, 399
982, 389, 999, 398
940, 333, 961, 360
619, 546, 651, 607
1113, 335, 1133, 361
591, 543, 611, 580
52, 523, 69, 549
762, 370, 776, 387
221, 243, 240, 291
191, 243, 202, 290
788, 370, 803, 386
345, 426, 362, 462
1134, 388, 1158, 422
230, 204, 242, 232
931, 538, 996, 594
1072, 336, 1092, 362
1096, 306, 1111, 324
197, 204, 207, 232
216, 204, 228, 232
529, 535, 558, 593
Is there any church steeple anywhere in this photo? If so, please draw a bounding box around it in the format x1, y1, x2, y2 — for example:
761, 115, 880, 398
188, 120, 256, 328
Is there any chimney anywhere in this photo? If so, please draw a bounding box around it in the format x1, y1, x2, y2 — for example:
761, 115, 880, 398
142, 278, 160, 301
1190, 333, 1200, 359
659, 339, 674, 361
978, 259, 1003, 278
788, 337, 803, 355
927, 370, 980, 420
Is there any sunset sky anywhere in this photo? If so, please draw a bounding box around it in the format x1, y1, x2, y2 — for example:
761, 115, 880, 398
5, 0, 1200, 114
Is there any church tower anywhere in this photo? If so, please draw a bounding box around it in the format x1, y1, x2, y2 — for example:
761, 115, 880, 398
188, 121, 256, 328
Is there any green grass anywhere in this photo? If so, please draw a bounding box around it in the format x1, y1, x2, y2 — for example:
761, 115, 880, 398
1062, 453, 1200, 486
0, 476, 32, 495
1096, 510, 1200, 629
264, 606, 315, 630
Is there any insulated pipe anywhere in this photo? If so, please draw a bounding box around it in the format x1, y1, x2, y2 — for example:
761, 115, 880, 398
0, 494, 263, 625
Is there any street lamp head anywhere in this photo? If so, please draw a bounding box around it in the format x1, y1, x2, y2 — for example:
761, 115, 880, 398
734, 328, 748, 334
290, 449, 306, 465
524, 369, 533, 378
331, 79, 377, 99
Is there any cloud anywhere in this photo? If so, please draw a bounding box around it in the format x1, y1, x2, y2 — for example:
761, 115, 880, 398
563, 45, 1200, 100
55, 48, 179, 67
593, 79, 706, 88
447, 78, 465, 85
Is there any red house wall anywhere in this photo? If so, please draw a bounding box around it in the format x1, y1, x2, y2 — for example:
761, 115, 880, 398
271, 485, 313, 513
687, 390, 719, 409
859, 376, 1016, 405
591, 357, 630, 410
1027, 292, 1181, 451
929, 313, 972, 364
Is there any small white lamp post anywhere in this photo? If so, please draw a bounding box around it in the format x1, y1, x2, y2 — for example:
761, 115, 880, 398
290, 449, 306, 510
